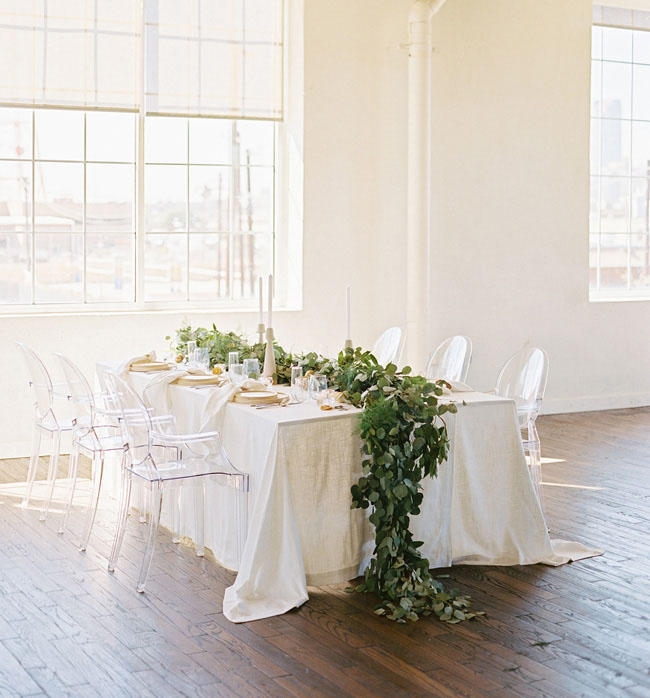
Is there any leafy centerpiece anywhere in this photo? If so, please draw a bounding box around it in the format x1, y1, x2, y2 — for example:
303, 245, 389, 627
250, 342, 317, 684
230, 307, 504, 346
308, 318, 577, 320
167, 325, 482, 623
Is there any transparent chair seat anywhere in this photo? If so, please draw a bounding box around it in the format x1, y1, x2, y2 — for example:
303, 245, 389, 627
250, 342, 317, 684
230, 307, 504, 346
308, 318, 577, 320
105, 374, 249, 593
495, 346, 549, 510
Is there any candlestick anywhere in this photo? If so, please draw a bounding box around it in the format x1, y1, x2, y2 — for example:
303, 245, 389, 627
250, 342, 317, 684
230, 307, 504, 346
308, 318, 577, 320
267, 274, 273, 328
258, 276, 263, 325
345, 285, 352, 349
262, 327, 276, 381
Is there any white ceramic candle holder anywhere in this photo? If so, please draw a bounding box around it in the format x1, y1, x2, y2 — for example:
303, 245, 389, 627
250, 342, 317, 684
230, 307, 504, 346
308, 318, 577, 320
262, 327, 276, 381
257, 323, 265, 346
344, 339, 353, 350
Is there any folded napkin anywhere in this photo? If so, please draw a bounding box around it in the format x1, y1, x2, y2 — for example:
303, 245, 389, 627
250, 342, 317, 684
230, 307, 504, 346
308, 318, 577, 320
239, 378, 268, 391
439, 380, 474, 395
116, 350, 157, 377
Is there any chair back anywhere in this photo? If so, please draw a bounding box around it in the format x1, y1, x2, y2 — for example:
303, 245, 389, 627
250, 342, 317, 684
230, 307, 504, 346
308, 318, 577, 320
371, 327, 403, 366
495, 346, 549, 416
16, 342, 55, 420
105, 373, 158, 477
426, 335, 472, 382
55, 353, 95, 423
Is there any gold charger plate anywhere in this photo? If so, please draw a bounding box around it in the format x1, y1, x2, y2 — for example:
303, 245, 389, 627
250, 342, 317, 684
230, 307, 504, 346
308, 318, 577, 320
173, 374, 223, 386
233, 390, 279, 404
130, 362, 171, 372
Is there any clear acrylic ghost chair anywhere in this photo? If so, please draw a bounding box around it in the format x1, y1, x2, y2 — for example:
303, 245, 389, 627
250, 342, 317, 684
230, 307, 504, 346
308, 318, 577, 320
16, 342, 74, 520
371, 327, 404, 366
495, 346, 549, 509
106, 374, 249, 593
426, 335, 473, 383
54, 353, 129, 545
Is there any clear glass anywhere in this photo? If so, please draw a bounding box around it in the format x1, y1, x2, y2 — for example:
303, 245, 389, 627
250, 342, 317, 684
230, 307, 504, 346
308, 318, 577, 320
243, 358, 260, 379
145, 165, 187, 232
229, 363, 244, 384
34, 109, 84, 160
35, 162, 83, 232
85, 234, 134, 302
143, 234, 187, 300
86, 163, 135, 233
0, 107, 32, 159
187, 341, 197, 362
228, 351, 240, 369
193, 347, 210, 371
145, 116, 187, 163
86, 112, 136, 163
308, 374, 328, 403
290, 366, 306, 402
0, 233, 31, 303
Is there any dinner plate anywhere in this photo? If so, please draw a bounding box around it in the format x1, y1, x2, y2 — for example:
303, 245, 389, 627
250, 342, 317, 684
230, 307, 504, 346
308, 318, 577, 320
129, 362, 171, 372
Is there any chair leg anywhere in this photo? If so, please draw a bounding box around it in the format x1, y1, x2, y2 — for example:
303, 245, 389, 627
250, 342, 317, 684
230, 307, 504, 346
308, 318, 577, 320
171, 484, 181, 544
40, 430, 61, 521
108, 463, 132, 573
58, 443, 80, 535
137, 481, 147, 523
79, 452, 104, 552
194, 482, 205, 557
137, 481, 163, 593
22, 428, 42, 509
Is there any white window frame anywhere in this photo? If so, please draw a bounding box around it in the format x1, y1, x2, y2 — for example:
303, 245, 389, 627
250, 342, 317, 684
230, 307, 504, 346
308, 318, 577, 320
0, 1, 302, 317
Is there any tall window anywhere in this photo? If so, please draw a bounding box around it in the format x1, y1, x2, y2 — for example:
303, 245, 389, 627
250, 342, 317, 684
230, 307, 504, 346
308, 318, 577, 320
0, 0, 283, 308
590, 6, 650, 299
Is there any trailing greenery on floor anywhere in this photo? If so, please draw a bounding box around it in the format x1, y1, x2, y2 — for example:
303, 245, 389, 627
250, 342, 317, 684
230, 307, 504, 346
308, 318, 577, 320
167, 325, 482, 623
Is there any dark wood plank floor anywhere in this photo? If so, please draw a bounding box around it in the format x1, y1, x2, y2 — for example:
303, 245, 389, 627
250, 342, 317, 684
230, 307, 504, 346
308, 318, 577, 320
0, 408, 648, 697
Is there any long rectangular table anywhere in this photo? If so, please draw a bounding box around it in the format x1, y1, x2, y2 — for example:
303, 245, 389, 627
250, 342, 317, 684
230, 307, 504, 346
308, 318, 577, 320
103, 365, 600, 623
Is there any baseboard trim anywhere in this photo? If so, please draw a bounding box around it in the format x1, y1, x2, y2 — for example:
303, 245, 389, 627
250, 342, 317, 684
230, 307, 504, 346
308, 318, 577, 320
542, 393, 650, 415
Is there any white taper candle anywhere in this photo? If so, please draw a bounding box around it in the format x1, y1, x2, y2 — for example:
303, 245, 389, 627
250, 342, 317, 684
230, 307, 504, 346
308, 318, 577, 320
258, 276, 263, 324
346, 285, 351, 339
267, 274, 273, 328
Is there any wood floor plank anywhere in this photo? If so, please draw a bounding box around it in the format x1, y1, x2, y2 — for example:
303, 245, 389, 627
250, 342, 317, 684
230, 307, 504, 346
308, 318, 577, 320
0, 406, 649, 696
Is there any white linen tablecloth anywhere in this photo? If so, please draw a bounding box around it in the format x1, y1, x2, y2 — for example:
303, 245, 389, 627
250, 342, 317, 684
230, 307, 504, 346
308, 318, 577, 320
101, 364, 601, 623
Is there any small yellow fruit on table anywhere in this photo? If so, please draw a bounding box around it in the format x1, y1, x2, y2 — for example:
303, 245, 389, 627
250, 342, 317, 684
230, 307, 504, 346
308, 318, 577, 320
212, 366, 222, 375
175, 354, 184, 363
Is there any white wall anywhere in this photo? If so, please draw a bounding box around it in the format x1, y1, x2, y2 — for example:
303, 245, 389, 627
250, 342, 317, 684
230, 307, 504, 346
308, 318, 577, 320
3, 0, 648, 458
0, 0, 411, 457
427, 0, 650, 413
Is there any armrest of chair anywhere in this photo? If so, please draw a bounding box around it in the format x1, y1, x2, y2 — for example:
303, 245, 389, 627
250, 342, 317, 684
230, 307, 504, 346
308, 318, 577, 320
150, 429, 221, 445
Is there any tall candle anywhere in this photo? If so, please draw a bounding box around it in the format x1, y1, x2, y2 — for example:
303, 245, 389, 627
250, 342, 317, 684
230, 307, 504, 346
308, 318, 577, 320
267, 274, 273, 328
258, 276, 263, 325
346, 285, 351, 339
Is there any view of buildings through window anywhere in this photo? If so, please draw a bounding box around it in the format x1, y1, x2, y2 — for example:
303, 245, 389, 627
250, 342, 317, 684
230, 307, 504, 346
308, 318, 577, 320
590, 9, 650, 298
0, 109, 274, 305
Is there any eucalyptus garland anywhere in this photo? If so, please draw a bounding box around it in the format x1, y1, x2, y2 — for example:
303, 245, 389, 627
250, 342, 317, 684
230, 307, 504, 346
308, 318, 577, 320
168, 326, 483, 623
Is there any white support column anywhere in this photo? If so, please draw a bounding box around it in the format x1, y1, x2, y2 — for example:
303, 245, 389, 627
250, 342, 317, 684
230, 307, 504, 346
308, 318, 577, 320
405, 0, 448, 373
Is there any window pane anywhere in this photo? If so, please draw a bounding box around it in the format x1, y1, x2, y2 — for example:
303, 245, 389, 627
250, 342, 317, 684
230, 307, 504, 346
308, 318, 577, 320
592, 26, 602, 60
236, 120, 274, 166
189, 233, 229, 299
590, 176, 601, 233
86, 234, 133, 301
602, 26, 632, 61
591, 61, 602, 117
144, 234, 187, 300
598, 234, 628, 289
87, 164, 134, 233
0, 108, 31, 159
145, 165, 187, 231
631, 121, 650, 176
631, 177, 649, 233
600, 177, 630, 232
145, 117, 187, 163
0, 233, 31, 303
231, 233, 272, 300
0, 161, 31, 229
602, 119, 630, 175
590, 118, 601, 174
189, 166, 230, 232
632, 64, 650, 120
234, 167, 273, 232
630, 235, 650, 289
34, 233, 83, 302
602, 61, 631, 119
633, 29, 650, 64
87, 112, 136, 162
189, 119, 231, 164
35, 162, 83, 232
34, 110, 83, 160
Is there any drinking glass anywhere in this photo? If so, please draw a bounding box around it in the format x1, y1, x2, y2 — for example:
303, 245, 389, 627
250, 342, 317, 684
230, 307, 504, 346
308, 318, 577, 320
187, 340, 197, 363
243, 358, 260, 379
194, 347, 210, 371
229, 363, 244, 384
290, 366, 305, 402
228, 351, 240, 371
308, 374, 328, 403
